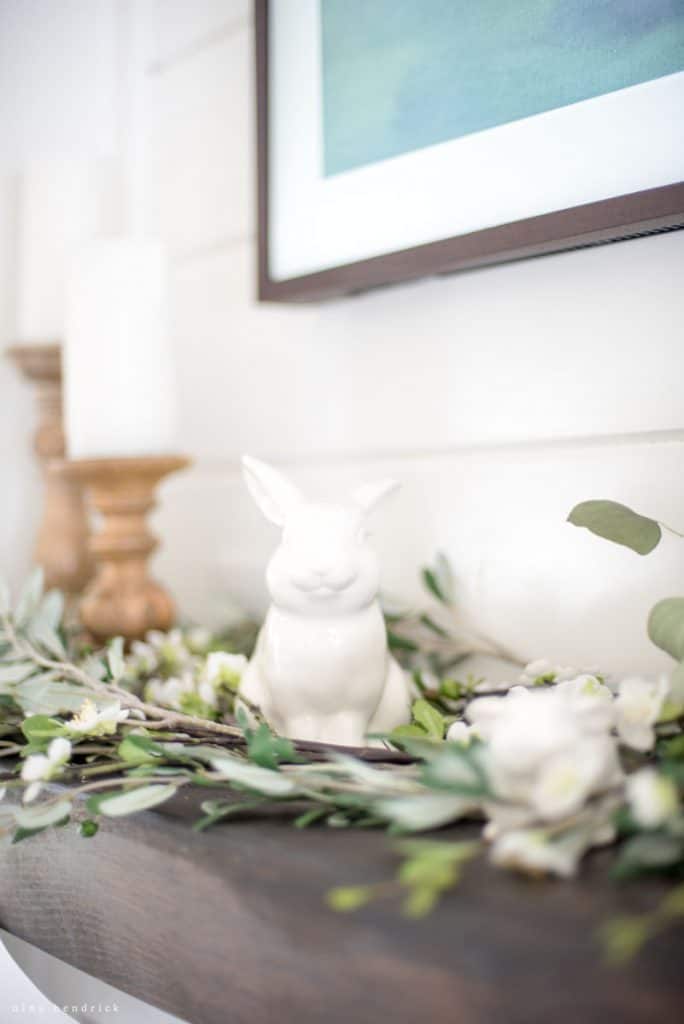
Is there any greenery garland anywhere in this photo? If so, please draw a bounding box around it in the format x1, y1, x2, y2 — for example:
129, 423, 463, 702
1, 500, 683, 965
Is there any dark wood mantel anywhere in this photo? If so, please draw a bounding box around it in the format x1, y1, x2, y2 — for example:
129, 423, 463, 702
0, 787, 681, 1023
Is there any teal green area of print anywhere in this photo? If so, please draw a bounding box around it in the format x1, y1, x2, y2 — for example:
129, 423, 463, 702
321, 0, 684, 176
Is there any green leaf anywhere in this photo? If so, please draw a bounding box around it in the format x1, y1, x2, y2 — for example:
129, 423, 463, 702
386, 630, 419, 653
21, 715, 66, 744
208, 756, 297, 796
88, 784, 177, 817
422, 569, 447, 604
117, 734, 166, 765
80, 819, 99, 838
391, 724, 428, 740
246, 723, 299, 769
12, 826, 48, 844
14, 798, 71, 830
107, 637, 126, 681
412, 699, 446, 740
402, 885, 439, 917
612, 833, 684, 879
439, 678, 463, 700
193, 799, 264, 831
648, 598, 684, 661
294, 807, 328, 829
567, 500, 661, 555
14, 568, 45, 626
599, 915, 651, 965
326, 885, 374, 912
660, 734, 684, 761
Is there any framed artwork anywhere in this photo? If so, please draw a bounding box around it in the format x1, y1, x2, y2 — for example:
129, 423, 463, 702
256, 0, 684, 302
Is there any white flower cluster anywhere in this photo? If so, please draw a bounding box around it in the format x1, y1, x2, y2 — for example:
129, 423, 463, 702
144, 650, 248, 718
450, 665, 683, 878
124, 627, 248, 719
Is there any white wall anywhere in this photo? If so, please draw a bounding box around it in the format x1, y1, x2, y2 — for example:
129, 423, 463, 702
134, 1, 684, 676
2, 0, 684, 681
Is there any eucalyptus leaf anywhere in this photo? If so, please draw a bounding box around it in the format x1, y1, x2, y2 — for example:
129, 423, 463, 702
567, 500, 661, 555
0, 662, 35, 686
209, 755, 297, 796
89, 784, 177, 817
15, 676, 87, 715
27, 590, 65, 657
648, 598, 684, 661
329, 752, 410, 791
375, 793, 471, 832
14, 798, 71, 830
107, 637, 125, 681
14, 568, 45, 626
421, 744, 490, 797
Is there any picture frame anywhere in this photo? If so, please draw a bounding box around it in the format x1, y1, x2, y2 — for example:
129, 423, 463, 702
256, 0, 684, 303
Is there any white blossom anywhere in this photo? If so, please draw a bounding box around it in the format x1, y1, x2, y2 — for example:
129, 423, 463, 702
555, 675, 615, 732
518, 659, 584, 686
186, 626, 213, 654
65, 699, 129, 738
626, 768, 679, 829
127, 640, 158, 676
490, 828, 580, 878
446, 721, 479, 746
614, 676, 669, 751
21, 737, 72, 803
490, 813, 616, 878
204, 651, 247, 690
467, 684, 621, 828
145, 675, 194, 711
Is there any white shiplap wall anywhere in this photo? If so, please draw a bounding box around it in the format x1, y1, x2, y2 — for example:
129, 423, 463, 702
3, 0, 683, 681
133, 1, 684, 676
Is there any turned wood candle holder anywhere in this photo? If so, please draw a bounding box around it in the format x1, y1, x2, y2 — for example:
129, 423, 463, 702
61, 455, 190, 644
6, 343, 93, 595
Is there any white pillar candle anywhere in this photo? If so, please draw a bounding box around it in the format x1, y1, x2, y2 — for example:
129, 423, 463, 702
65, 238, 177, 459
17, 158, 115, 343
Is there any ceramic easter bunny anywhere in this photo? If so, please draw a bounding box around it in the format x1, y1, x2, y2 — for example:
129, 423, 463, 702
237, 456, 411, 746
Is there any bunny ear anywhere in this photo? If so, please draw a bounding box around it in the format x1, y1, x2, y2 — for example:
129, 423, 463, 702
242, 455, 302, 527
352, 478, 400, 515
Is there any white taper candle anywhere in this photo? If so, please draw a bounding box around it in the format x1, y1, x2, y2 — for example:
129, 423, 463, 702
65, 238, 177, 459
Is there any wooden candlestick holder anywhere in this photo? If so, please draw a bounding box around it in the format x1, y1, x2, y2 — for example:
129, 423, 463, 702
61, 455, 190, 644
6, 343, 93, 595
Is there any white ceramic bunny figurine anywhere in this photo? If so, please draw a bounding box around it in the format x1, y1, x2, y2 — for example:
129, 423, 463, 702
237, 456, 411, 746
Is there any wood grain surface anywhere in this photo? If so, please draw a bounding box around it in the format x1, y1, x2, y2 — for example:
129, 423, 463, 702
1, 787, 682, 1024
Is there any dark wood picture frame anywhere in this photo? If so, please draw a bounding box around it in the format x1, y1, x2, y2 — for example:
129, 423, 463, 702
256, 0, 684, 304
